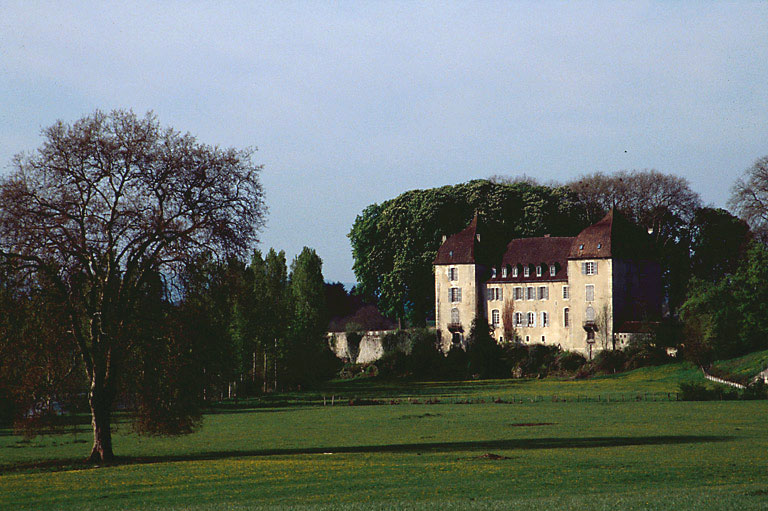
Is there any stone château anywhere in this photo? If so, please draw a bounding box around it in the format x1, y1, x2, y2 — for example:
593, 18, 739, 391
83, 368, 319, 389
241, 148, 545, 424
433, 210, 662, 357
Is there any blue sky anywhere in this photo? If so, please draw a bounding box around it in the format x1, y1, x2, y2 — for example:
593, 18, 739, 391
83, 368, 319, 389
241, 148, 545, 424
2, 2, 767, 283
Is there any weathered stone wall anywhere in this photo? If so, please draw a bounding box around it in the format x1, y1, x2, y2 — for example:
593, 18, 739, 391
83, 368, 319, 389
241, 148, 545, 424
327, 330, 396, 364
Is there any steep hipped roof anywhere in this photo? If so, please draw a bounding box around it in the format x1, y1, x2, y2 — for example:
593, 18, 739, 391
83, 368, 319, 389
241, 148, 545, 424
433, 215, 481, 265
489, 236, 574, 282
568, 209, 653, 260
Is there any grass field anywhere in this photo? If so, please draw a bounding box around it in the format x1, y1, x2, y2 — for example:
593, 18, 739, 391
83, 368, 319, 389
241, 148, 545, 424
710, 349, 768, 384
2, 363, 768, 510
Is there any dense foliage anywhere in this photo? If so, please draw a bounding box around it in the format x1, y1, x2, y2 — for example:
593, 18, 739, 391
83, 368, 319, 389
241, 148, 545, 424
348, 180, 589, 325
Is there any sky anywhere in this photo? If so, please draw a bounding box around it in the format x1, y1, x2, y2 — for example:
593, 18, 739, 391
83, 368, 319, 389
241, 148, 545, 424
2, 2, 767, 283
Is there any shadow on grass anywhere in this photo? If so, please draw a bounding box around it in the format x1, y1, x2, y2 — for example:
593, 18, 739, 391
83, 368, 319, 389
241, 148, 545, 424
0, 434, 732, 474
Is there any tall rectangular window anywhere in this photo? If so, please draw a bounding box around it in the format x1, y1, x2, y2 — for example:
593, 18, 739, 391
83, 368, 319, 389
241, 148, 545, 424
562, 286, 570, 299
541, 311, 549, 327
585, 284, 595, 302
564, 307, 570, 327
527, 312, 536, 327
514, 287, 523, 300
550, 265, 556, 276
449, 267, 458, 281
492, 309, 500, 326
581, 261, 597, 275
502, 266, 508, 278
514, 312, 523, 327
450, 287, 462, 302
538, 286, 548, 300
536, 265, 542, 277
512, 267, 518, 277
524, 266, 530, 277
526, 287, 535, 300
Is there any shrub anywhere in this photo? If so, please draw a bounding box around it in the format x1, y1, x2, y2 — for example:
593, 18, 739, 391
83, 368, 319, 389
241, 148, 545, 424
743, 380, 768, 400
556, 351, 587, 372
593, 349, 627, 374
679, 382, 712, 401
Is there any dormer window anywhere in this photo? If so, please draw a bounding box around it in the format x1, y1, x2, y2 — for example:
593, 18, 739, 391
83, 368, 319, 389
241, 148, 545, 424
597, 243, 602, 249
491, 267, 497, 278
579, 244, 584, 250
524, 266, 530, 277
501, 266, 508, 278
536, 265, 542, 277
512, 267, 518, 278
550, 265, 556, 276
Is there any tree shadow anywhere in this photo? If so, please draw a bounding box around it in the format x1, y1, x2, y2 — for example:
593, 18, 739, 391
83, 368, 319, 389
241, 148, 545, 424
0, 434, 732, 474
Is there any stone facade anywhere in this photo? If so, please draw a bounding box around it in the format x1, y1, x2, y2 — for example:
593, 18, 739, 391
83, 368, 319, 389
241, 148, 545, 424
434, 211, 662, 357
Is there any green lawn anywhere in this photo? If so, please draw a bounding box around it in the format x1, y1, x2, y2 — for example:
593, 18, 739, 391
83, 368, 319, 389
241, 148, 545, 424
710, 349, 768, 384
2, 363, 767, 510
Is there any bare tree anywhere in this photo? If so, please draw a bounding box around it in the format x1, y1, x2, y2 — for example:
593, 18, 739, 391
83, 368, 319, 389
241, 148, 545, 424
0, 110, 265, 462
729, 156, 768, 244
501, 298, 516, 343
568, 169, 701, 245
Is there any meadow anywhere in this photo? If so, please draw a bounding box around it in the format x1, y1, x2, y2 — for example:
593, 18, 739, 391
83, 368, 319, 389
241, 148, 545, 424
1, 363, 767, 510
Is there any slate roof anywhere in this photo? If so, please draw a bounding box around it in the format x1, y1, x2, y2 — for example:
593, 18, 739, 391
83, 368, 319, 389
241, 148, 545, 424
433, 215, 480, 265
489, 236, 574, 283
435, 209, 655, 271
569, 209, 654, 260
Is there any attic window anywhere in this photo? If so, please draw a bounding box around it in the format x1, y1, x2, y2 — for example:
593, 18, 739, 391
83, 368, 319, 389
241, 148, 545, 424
512, 267, 518, 278
491, 267, 497, 278
579, 244, 584, 250
536, 265, 542, 277
597, 243, 602, 249
501, 266, 508, 278
449, 250, 454, 258
550, 265, 556, 276
524, 266, 530, 277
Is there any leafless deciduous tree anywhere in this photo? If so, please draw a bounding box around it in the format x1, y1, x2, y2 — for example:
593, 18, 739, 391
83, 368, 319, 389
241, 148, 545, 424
568, 170, 701, 245
729, 156, 768, 244
0, 110, 265, 462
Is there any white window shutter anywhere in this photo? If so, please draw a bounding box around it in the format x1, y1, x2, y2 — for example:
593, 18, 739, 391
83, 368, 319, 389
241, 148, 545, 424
458, 288, 462, 302
594, 261, 598, 275
499, 288, 503, 301
581, 262, 587, 274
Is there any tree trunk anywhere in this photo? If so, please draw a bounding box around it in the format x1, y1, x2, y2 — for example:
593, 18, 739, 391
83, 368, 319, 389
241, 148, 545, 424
88, 385, 114, 463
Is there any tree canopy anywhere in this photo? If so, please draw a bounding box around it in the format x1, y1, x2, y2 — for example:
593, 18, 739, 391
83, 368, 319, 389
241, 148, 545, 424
348, 180, 589, 325
730, 156, 768, 244
0, 110, 265, 462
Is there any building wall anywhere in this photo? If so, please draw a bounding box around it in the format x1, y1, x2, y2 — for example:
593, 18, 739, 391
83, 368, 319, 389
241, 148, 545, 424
435, 263, 482, 351
485, 281, 570, 348
567, 258, 613, 357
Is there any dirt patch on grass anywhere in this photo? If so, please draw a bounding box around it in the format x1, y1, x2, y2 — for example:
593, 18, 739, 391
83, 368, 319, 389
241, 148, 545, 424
477, 453, 512, 460
507, 422, 555, 427
398, 413, 442, 420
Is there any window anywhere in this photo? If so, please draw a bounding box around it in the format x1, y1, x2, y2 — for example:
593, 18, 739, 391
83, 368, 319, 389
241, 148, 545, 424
550, 264, 556, 276
541, 311, 549, 327
536, 265, 542, 277
450, 287, 462, 302
514, 312, 523, 327
527, 312, 536, 327
501, 266, 508, 278
579, 244, 584, 250
526, 287, 535, 300
524, 266, 530, 277
449, 267, 458, 281
514, 287, 523, 300
451, 308, 459, 324
586, 306, 595, 321
585, 284, 595, 302
488, 287, 503, 301
499, 336, 504, 343
512, 266, 518, 277
538, 286, 548, 300
492, 309, 500, 326
563, 307, 570, 327
562, 286, 570, 299
582, 261, 597, 275
541, 335, 546, 343
525, 335, 530, 343
491, 267, 497, 278
597, 243, 602, 249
